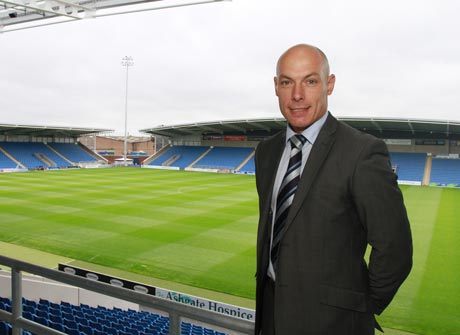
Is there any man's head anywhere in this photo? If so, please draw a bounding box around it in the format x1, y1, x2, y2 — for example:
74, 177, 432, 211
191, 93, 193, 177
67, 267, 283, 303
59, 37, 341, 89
274, 44, 336, 133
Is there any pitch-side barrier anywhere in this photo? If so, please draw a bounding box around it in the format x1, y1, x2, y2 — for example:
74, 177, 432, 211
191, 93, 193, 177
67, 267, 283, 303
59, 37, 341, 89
0, 255, 254, 335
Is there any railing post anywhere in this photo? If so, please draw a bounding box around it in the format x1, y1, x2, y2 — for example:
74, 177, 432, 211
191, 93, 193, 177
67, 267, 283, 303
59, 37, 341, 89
169, 311, 181, 335
11, 268, 23, 335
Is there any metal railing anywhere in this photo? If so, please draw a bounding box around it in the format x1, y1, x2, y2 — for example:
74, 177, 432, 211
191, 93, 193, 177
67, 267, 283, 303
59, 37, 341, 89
0, 255, 254, 335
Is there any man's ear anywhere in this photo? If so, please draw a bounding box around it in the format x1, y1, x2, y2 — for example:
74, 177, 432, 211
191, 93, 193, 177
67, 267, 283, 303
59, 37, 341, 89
327, 74, 336, 96
274, 76, 279, 97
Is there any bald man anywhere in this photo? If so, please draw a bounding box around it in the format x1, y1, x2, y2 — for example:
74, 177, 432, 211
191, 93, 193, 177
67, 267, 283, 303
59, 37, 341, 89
254, 44, 412, 334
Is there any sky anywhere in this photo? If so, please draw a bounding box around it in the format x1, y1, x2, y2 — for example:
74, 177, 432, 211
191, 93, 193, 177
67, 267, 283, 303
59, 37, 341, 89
1, 0, 459, 136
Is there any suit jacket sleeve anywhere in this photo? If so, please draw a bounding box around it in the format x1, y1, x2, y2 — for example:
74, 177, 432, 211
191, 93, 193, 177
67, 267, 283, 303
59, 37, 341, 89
352, 137, 413, 314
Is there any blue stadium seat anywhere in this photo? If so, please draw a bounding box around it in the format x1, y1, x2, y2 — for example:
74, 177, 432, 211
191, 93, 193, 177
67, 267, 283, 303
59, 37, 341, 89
93, 311, 106, 320
62, 311, 75, 321
49, 301, 60, 309
48, 320, 65, 332
39, 298, 50, 306
23, 305, 35, 314
37, 304, 49, 312
78, 324, 93, 335
23, 298, 36, 308
49, 314, 63, 324
85, 314, 98, 323
88, 320, 103, 332
0, 321, 11, 335
33, 315, 48, 326
61, 306, 73, 315
35, 309, 49, 318
124, 328, 140, 335
103, 325, 118, 335
64, 326, 81, 335
60, 301, 72, 307
75, 316, 89, 326
118, 319, 132, 328
64, 318, 79, 329
49, 307, 61, 316
22, 311, 34, 321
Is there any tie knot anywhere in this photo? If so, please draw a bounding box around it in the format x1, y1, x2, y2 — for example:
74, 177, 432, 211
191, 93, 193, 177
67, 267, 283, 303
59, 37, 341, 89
290, 134, 307, 149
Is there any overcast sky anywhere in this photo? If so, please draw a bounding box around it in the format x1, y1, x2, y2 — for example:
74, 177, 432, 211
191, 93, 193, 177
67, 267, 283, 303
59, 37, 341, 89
1, 0, 459, 135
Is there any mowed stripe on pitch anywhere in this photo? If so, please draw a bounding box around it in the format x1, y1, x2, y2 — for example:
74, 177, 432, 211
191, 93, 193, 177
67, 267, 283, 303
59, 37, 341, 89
407, 188, 460, 335
0, 168, 258, 298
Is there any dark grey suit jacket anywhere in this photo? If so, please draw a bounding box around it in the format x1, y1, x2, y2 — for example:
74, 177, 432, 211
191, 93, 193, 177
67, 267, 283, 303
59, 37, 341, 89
254, 113, 413, 335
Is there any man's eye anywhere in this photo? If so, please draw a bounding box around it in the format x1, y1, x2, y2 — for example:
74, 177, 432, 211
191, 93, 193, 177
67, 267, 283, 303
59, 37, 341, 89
280, 80, 291, 87
306, 79, 318, 86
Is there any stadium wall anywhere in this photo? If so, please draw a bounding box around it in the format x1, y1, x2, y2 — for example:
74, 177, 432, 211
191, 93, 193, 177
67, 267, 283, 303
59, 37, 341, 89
78, 136, 155, 157
202, 140, 258, 148
386, 139, 460, 155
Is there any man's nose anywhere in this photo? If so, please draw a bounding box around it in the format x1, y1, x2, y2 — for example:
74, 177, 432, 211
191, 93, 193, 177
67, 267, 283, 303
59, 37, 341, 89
292, 83, 304, 101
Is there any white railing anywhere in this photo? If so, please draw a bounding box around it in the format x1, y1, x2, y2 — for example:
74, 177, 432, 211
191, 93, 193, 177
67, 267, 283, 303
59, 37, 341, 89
0, 255, 254, 335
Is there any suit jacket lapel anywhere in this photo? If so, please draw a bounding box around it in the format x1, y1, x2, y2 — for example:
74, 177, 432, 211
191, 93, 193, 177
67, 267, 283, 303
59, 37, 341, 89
284, 114, 338, 229
261, 131, 286, 211
257, 131, 286, 266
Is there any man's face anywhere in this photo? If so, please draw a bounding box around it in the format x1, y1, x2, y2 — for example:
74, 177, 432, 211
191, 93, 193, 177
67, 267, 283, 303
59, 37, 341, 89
274, 47, 335, 133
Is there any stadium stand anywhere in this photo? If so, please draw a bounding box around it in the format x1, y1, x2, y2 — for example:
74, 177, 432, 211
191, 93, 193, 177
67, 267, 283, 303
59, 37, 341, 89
430, 158, 460, 185
149, 146, 209, 169
193, 147, 254, 171
0, 150, 18, 169
0, 142, 101, 169
0, 297, 228, 335
0, 142, 71, 169
238, 156, 255, 174
390, 152, 427, 182
148, 146, 255, 171
48, 143, 98, 164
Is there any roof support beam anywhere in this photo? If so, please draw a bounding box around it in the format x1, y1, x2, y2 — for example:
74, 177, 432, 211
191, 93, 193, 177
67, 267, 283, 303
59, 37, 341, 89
220, 122, 246, 133
1, 0, 92, 20
407, 121, 415, 134
0, 0, 229, 33
370, 119, 383, 133
246, 121, 270, 132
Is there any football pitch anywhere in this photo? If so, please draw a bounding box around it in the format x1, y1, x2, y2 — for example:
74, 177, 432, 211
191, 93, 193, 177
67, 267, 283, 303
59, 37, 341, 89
0, 168, 459, 335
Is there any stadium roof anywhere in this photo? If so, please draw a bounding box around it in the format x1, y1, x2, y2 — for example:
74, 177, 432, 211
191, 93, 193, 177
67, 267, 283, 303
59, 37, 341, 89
140, 117, 460, 140
0, 0, 228, 33
0, 123, 112, 137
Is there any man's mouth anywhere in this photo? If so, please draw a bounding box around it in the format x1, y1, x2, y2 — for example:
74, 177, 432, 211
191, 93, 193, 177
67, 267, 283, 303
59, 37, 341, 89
289, 106, 310, 112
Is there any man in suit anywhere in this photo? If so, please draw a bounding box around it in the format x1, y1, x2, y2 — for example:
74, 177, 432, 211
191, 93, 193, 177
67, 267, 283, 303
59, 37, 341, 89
254, 44, 413, 334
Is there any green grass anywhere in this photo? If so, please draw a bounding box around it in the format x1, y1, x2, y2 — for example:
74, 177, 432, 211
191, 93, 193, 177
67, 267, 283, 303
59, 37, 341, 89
0, 168, 258, 299
376, 185, 460, 335
0, 168, 459, 335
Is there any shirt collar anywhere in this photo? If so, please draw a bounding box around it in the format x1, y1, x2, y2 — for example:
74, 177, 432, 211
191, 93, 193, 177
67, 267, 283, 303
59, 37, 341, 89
285, 111, 329, 145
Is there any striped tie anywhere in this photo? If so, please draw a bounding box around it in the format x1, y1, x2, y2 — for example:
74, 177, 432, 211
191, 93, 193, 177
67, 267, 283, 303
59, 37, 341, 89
271, 134, 307, 271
